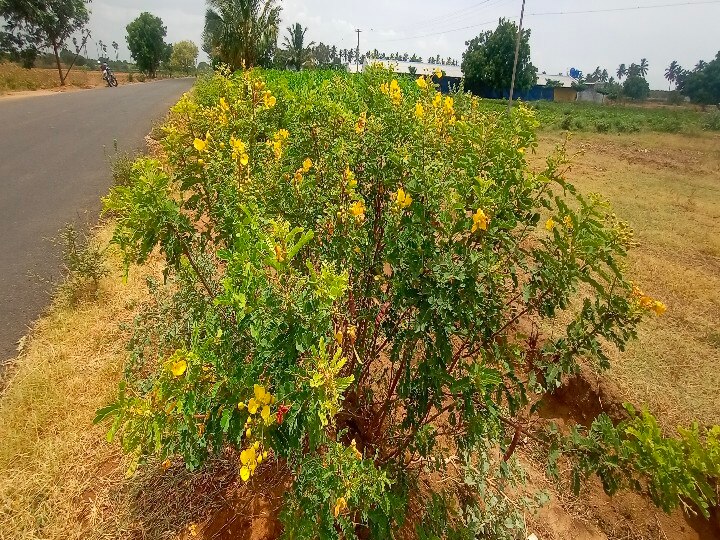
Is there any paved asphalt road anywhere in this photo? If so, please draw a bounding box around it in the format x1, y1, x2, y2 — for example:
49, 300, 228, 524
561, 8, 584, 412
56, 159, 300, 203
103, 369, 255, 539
0, 78, 194, 363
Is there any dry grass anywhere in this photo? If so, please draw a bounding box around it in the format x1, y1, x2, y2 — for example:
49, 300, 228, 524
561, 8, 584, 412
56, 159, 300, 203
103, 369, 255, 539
0, 224, 233, 539
0, 62, 130, 94
534, 130, 720, 430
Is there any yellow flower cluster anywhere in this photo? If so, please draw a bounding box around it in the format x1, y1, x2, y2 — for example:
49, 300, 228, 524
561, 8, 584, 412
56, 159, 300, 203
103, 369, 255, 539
230, 135, 249, 166
545, 218, 555, 231
380, 79, 403, 106
563, 215, 574, 230
416, 76, 428, 90
237, 384, 277, 482
415, 102, 425, 119
333, 496, 348, 517
268, 129, 289, 160
262, 90, 277, 108
434, 67, 443, 79
293, 157, 313, 186
393, 187, 412, 210
632, 287, 667, 316
349, 200, 366, 222
355, 111, 367, 134
471, 208, 489, 233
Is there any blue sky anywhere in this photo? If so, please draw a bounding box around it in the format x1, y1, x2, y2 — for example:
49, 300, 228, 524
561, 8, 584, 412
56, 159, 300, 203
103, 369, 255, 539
86, 0, 720, 89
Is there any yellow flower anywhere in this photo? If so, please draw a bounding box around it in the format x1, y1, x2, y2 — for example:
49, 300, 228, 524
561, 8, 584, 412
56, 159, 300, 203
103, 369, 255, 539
257, 453, 263, 464
433, 92, 442, 108
219, 97, 229, 112
303, 158, 313, 172
395, 187, 412, 209
238, 402, 246, 410
276, 129, 290, 140
272, 139, 283, 160
263, 91, 276, 108
240, 466, 250, 481
471, 209, 489, 233
275, 244, 286, 262
563, 215, 574, 229
351, 439, 362, 460
197, 158, 204, 166
381, 79, 403, 105
294, 170, 303, 185
254, 384, 273, 405
240, 449, 251, 465
345, 166, 357, 188
415, 102, 424, 119
246, 428, 252, 438
193, 138, 207, 152
545, 218, 555, 231
416, 76, 428, 89
349, 200, 366, 222
230, 136, 249, 165
189, 523, 199, 537
261, 405, 271, 422
334, 497, 348, 518
652, 301, 667, 316
170, 359, 187, 377
347, 325, 357, 343
239, 153, 249, 166
248, 398, 260, 414
434, 67, 443, 79
335, 331, 343, 345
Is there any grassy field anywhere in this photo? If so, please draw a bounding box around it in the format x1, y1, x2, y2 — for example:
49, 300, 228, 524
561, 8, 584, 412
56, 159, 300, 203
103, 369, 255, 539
477, 98, 720, 134
532, 130, 720, 429
0, 62, 133, 94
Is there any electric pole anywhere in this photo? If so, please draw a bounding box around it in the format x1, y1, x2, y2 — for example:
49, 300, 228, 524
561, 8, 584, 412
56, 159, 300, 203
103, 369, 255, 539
355, 29, 362, 73
507, 0, 527, 113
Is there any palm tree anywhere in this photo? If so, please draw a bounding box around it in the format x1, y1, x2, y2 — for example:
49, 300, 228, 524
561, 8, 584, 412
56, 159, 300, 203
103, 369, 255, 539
282, 23, 314, 70
203, 0, 282, 70
639, 58, 649, 77
694, 60, 707, 72
616, 63, 627, 80
665, 60, 680, 89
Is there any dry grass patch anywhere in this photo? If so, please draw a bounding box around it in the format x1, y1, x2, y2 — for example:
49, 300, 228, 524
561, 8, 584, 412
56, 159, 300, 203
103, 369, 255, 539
0, 224, 235, 539
0, 63, 131, 94
534, 131, 720, 429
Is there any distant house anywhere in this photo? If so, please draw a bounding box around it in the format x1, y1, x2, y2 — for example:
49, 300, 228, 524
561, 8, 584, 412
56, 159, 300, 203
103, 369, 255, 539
361, 60, 462, 93
536, 74, 578, 102
576, 82, 607, 104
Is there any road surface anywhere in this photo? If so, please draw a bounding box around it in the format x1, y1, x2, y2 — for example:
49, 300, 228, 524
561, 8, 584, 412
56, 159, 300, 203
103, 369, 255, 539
0, 78, 194, 364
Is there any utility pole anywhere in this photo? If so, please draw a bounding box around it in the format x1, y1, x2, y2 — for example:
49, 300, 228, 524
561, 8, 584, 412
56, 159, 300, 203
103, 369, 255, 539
355, 29, 362, 73
507, 0, 527, 113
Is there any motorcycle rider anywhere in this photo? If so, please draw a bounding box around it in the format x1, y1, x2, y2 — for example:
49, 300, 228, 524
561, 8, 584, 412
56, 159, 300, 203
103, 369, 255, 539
100, 61, 109, 82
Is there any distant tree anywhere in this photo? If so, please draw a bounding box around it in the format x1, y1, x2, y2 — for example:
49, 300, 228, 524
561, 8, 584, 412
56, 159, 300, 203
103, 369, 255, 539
639, 58, 649, 77
0, 0, 90, 84
126, 12, 167, 77
203, 0, 281, 70
313, 42, 331, 66
616, 63, 627, 80
111, 40, 119, 61
197, 61, 211, 72
665, 60, 681, 89
545, 79, 563, 88
623, 74, 650, 100
462, 18, 537, 93
170, 40, 199, 75
408, 65, 417, 76
680, 51, 720, 106
282, 23, 314, 71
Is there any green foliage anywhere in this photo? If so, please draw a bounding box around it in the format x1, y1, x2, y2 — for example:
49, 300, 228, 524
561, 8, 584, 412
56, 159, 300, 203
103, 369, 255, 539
170, 40, 199, 75
203, 0, 281, 69
623, 74, 650, 101
703, 110, 720, 131
680, 51, 720, 106
125, 12, 167, 77
462, 18, 537, 93
551, 406, 720, 518
97, 67, 719, 537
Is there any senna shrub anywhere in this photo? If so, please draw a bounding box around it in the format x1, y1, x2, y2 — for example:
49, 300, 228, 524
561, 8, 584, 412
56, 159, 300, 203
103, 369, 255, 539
97, 66, 719, 537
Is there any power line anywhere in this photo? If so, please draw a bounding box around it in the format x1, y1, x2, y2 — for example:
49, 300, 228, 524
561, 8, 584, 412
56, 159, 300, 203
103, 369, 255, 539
392, 0, 508, 33
528, 0, 720, 16
373, 0, 720, 44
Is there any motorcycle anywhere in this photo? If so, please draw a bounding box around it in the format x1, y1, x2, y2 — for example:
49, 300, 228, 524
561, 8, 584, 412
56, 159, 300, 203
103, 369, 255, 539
101, 65, 118, 87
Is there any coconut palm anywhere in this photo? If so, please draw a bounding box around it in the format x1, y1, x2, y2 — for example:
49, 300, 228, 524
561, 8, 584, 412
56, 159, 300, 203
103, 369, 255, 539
665, 60, 680, 89
203, 0, 282, 70
694, 60, 707, 72
639, 58, 649, 77
616, 64, 627, 80
282, 23, 314, 71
